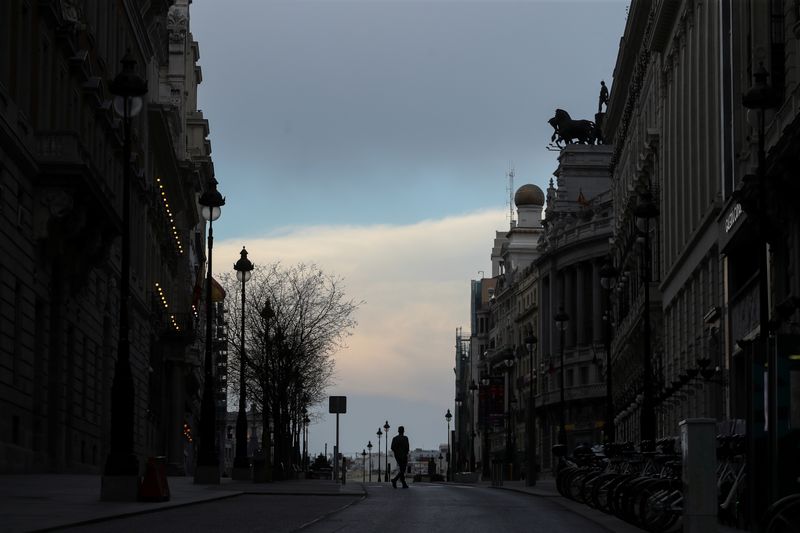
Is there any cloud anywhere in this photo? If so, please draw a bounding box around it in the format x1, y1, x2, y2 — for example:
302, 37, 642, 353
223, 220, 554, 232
215, 208, 506, 404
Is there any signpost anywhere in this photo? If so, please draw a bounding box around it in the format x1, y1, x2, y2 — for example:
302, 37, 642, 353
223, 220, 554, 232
329, 396, 347, 481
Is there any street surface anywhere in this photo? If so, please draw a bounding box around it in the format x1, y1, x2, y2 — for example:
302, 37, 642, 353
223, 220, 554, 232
305, 483, 608, 533
66, 482, 609, 533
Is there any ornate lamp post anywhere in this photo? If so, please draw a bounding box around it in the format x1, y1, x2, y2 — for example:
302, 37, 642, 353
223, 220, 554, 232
480, 375, 490, 478
376, 427, 383, 482
302, 412, 311, 471
445, 408, 452, 481
367, 440, 373, 482
469, 380, 478, 471
634, 192, 659, 447
102, 51, 147, 501
742, 62, 778, 519
525, 334, 538, 486
554, 307, 570, 447
503, 353, 515, 473
361, 449, 367, 482
383, 420, 390, 481
195, 178, 225, 484
232, 247, 254, 480
599, 261, 618, 443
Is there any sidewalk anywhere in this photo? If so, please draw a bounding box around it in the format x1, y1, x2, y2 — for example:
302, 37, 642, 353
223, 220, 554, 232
470, 475, 742, 533
0, 475, 365, 532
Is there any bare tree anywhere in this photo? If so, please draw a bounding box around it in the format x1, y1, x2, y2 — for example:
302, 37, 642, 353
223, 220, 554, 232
222, 262, 361, 479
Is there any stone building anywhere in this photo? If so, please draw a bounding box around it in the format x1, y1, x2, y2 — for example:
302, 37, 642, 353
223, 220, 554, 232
534, 144, 614, 469
482, 184, 545, 477
603, 0, 800, 508
601, 0, 727, 443
0, 0, 218, 475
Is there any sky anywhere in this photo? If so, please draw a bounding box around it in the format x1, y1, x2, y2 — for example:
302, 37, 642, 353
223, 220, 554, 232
190, 0, 628, 457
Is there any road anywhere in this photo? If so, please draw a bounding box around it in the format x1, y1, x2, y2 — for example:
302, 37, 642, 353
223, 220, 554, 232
305, 483, 609, 533
67, 483, 610, 532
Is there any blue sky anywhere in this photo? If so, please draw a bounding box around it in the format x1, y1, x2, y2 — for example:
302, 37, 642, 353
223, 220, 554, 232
191, 0, 627, 456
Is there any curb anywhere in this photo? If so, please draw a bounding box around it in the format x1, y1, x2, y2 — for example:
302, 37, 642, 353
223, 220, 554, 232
32, 485, 368, 532
34, 491, 244, 532
494, 485, 644, 533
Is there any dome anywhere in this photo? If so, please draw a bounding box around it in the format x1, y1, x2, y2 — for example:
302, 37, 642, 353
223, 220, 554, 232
514, 184, 545, 207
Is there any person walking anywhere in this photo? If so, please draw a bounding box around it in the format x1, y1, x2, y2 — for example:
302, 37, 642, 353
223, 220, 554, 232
391, 426, 410, 489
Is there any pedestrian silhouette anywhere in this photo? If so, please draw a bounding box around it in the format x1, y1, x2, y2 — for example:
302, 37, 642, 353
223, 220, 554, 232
391, 426, 410, 488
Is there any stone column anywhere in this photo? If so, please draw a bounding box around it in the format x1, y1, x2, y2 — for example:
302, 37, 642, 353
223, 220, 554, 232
592, 261, 603, 344
576, 263, 587, 345
564, 266, 575, 347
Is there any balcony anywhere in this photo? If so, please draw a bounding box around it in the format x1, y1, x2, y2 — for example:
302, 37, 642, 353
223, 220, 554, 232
538, 383, 605, 407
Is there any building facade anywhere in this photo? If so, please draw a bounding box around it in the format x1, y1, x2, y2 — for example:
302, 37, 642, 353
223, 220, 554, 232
0, 0, 219, 475
534, 144, 614, 469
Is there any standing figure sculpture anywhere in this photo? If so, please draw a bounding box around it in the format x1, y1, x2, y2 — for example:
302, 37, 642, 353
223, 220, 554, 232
598, 80, 609, 113
548, 109, 597, 147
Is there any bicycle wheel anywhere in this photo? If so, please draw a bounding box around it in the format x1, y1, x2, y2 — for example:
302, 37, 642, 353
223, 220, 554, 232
638, 479, 682, 533
761, 493, 800, 533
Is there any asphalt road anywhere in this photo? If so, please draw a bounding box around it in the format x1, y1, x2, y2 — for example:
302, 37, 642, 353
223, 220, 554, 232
64, 483, 610, 533
305, 483, 609, 533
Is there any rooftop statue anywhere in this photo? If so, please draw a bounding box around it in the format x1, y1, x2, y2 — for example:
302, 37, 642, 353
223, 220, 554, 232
548, 109, 597, 148
598, 80, 609, 113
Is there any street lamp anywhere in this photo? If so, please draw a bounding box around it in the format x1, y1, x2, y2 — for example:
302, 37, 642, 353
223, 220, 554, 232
376, 427, 383, 482
503, 353, 515, 475
102, 51, 147, 500
302, 412, 311, 471
196, 177, 225, 484
383, 420, 390, 482
232, 247, 254, 480
361, 449, 367, 482
367, 441, 373, 482
634, 191, 658, 447
742, 62, 778, 519
525, 334, 538, 486
599, 261, 618, 444
554, 307, 570, 447
445, 408, 452, 481
480, 375, 490, 478
469, 380, 478, 471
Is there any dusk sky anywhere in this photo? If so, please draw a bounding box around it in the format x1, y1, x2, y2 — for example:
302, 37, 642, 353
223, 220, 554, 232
190, 0, 627, 457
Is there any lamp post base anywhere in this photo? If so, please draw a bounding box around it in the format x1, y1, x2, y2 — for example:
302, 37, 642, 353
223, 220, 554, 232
100, 474, 140, 501
231, 465, 251, 481
194, 464, 220, 484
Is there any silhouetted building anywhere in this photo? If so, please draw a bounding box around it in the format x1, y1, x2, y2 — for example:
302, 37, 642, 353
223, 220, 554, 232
0, 0, 218, 474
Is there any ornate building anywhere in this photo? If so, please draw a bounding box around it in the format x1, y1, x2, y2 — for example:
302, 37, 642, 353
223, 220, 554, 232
534, 144, 614, 469
0, 0, 218, 475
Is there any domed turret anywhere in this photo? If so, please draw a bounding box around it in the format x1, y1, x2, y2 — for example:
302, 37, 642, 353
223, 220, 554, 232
514, 184, 545, 207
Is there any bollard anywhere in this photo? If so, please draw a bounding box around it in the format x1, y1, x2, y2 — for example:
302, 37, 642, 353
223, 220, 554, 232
680, 418, 717, 533
491, 459, 503, 487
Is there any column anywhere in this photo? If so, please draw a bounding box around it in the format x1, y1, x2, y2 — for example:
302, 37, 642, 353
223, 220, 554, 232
592, 261, 603, 344
576, 263, 587, 346
564, 266, 575, 348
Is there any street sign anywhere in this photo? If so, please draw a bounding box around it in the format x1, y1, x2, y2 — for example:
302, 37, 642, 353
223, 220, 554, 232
329, 396, 347, 414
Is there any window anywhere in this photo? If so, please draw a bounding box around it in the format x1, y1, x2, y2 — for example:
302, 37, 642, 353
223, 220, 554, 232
580, 366, 589, 386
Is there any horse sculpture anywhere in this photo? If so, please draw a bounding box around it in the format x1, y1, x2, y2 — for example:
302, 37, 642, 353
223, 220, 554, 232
548, 109, 597, 147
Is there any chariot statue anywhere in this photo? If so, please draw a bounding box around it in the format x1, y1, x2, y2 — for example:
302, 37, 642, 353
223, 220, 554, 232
547, 109, 598, 148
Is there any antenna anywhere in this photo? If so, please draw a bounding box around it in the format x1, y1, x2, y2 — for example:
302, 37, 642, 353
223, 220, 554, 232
506, 166, 515, 225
